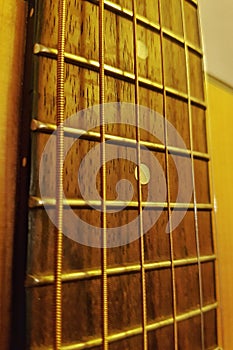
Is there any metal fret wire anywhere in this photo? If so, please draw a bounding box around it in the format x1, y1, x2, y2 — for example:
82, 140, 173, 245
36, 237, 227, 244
33, 43, 206, 109
99, 0, 108, 349
54, 0, 66, 348
28, 195, 213, 210
180, 0, 205, 348
29, 303, 218, 349
157, 1, 178, 348
26, 254, 217, 287
30, 117, 210, 160
132, 0, 147, 348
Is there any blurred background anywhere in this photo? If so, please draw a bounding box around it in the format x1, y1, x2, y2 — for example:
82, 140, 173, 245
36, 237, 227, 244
199, 0, 233, 348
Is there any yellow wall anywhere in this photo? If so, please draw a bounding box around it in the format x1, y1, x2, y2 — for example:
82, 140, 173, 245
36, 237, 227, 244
207, 76, 233, 349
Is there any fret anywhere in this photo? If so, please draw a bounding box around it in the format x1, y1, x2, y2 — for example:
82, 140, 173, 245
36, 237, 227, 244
26, 254, 217, 287
33, 44, 205, 105
24, 302, 218, 349
31, 118, 210, 160
28, 196, 213, 210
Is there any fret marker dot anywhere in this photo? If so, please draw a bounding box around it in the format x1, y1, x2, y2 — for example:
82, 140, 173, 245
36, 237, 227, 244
137, 40, 149, 60
135, 164, 150, 185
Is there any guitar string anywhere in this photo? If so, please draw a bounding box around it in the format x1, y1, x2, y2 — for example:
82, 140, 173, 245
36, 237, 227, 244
180, 0, 205, 348
132, 1, 148, 348
157, 1, 178, 348
54, 0, 66, 348
99, 0, 109, 349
